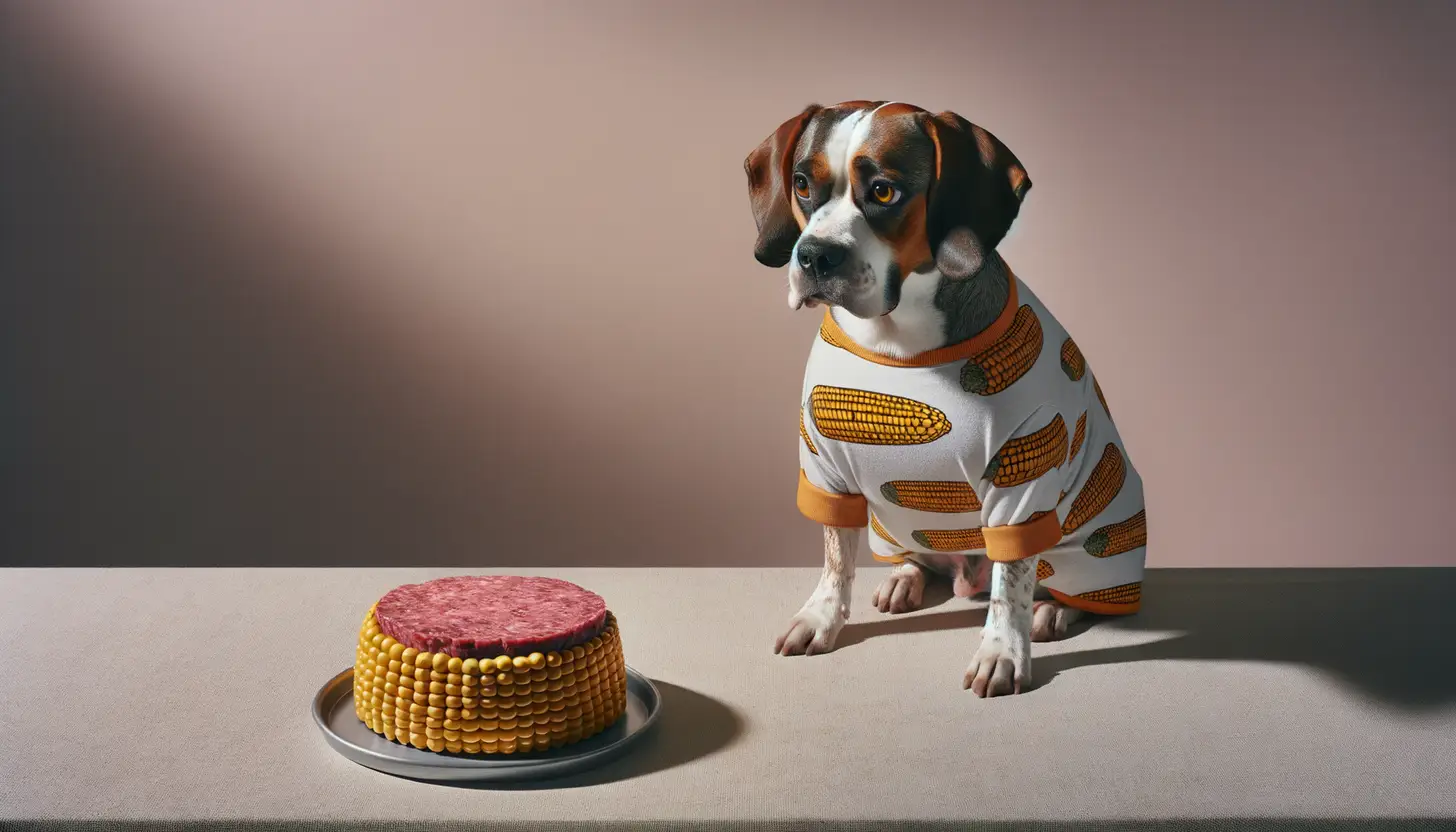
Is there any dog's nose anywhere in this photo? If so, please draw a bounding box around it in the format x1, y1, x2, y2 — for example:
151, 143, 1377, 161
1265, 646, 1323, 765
796, 239, 849, 278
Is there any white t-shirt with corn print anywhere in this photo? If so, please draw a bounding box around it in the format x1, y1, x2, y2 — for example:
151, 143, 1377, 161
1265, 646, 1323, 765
796, 269, 1147, 615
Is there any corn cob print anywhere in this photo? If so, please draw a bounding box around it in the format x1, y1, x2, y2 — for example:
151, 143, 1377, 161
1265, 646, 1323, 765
1069, 411, 1087, 462
1085, 510, 1147, 557
912, 527, 986, 552
1094, 376, 1110, 420
960, 305, 1043, 396
870, 513, 902, 548
983, 414, 1068, 488
1062, 443, 1126, 534
880, 480, 981, 513
1075, 582, 1141, 606
1036, 559, 1054, 581
1060, 338, 1086, 381
800, 407, 818, 455
809, 386, 951, 446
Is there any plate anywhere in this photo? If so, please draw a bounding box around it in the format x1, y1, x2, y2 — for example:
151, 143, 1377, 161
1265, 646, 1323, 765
312, 665, 662, 783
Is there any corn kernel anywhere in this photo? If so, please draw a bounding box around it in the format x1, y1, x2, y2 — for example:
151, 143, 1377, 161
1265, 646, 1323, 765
462, 658, 479, 675
494, 656, 512, 672
545, 653, 561, 668
401, 648, 418, 664
413, 652, 431, 669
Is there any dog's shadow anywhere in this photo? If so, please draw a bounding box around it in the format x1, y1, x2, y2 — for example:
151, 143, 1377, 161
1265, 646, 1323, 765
838, 568, 1456, 712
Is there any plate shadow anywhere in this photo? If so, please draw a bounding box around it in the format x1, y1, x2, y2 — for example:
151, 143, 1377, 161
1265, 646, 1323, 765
419, 679, 743, 790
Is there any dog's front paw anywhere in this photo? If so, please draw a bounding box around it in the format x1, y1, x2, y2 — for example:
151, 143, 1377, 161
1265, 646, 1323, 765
963, 630, 1031, 697
872, 562, 926, 614
774, 601, 846, 656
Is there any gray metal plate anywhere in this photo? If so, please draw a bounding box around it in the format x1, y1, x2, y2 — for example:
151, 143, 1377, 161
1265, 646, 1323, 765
312, 665, 661, 784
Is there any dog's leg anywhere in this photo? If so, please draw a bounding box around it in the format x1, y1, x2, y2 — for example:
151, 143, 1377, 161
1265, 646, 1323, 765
1031, 600, 1084, 642
871, 560, 928, 614
775, 526, 858, 656
954, 554, 992, 599
964, 555, 1038, 696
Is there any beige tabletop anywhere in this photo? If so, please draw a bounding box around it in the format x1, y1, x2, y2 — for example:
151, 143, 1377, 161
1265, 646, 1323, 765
2, 567, 1454, 831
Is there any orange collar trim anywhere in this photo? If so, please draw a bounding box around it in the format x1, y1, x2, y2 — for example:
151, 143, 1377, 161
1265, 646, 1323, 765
819, 270, 1019, 368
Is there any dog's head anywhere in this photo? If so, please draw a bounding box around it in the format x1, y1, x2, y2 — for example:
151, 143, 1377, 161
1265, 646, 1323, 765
743, 101, 1032, 318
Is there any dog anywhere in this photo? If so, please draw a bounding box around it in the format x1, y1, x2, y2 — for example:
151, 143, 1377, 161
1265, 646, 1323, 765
743, 101, 1147, 697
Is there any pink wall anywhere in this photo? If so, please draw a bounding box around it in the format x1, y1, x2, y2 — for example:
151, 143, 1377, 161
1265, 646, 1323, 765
3, 1, 1453, 567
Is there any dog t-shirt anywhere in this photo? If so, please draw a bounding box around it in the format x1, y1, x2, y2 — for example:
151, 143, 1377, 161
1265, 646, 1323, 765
796, 268, 1147, 615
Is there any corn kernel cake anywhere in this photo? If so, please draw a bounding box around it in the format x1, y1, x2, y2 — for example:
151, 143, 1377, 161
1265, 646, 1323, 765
352, 576, 628, 756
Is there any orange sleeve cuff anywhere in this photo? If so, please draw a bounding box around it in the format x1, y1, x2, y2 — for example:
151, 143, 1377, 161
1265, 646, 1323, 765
797, 469, 868, 528
983, 509, 1062, 562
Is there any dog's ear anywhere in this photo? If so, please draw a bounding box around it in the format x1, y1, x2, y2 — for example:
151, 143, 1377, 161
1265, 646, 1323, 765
920, 111, 1032, 280
744, 104, 820, 268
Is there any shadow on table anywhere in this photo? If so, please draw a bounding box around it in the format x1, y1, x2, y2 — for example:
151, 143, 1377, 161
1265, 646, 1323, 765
834, 578, 988, 650
834, 568, 1456, 712
422, 680, 742, 791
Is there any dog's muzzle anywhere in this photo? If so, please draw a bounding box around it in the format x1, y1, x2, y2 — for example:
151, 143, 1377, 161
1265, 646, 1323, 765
796, 239, 850, 280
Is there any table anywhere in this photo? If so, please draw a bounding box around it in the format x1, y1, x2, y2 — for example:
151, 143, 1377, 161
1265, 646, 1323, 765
3, 567, 1454, 830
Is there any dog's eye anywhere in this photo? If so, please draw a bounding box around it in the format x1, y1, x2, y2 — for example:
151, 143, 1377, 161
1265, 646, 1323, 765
871, 182, 900, 205
793, 173, 811, 200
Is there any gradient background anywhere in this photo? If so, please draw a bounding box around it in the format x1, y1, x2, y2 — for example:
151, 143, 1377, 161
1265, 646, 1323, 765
3, 0, 1453, 568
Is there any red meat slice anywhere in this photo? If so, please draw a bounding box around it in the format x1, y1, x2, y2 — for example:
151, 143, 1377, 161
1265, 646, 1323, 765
373, 576, 608, 658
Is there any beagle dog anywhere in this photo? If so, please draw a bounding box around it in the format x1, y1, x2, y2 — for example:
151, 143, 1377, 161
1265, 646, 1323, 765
743, 101, 1147, 697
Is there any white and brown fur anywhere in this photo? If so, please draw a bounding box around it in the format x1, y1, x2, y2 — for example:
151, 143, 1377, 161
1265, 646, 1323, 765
747, 101, 1080, 697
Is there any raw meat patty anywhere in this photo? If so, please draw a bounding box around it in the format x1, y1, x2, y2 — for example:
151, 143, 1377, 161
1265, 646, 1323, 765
374, 576, 608, 658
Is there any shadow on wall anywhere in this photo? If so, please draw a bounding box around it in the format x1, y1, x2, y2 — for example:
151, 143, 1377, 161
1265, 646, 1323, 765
0, 14, 721, 569
837, 568, 1456, 713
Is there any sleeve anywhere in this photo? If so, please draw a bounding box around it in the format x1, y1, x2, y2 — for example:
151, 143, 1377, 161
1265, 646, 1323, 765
795, 404, 868, 528
977, 403, 1068, 562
